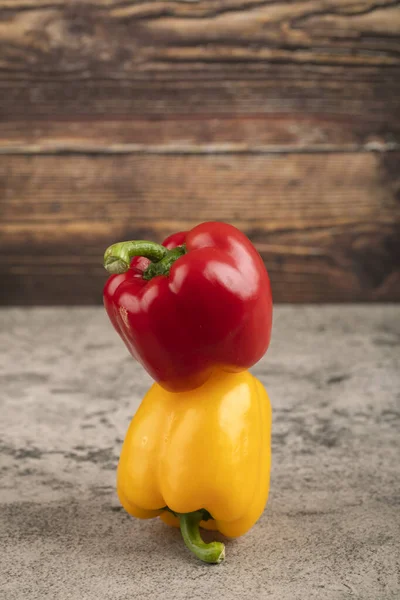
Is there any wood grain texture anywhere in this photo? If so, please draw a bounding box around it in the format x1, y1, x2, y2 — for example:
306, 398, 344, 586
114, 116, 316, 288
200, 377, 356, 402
1, 152, 399, 304
0, 115, 398, 153
1, 0, 399, 304
0, 0, 399, 143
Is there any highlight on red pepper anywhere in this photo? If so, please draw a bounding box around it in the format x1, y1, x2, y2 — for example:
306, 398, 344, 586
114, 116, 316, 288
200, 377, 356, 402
103, 222, 273, 392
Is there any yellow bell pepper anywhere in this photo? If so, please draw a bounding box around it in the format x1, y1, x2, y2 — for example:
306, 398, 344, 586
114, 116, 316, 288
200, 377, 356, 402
117, 369, 272, 563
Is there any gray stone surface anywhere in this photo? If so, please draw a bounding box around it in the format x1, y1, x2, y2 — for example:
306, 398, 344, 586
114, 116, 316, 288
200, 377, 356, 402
0, 306, 399, 600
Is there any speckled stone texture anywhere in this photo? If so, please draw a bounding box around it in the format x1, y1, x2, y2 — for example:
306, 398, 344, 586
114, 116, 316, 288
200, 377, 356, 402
1, 306, 399, 600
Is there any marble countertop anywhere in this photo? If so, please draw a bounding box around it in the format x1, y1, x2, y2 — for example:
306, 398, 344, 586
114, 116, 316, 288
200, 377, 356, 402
1, 306, 399, 600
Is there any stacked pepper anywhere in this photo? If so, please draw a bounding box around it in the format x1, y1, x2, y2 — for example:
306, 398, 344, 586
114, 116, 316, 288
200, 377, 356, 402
103, 222, 273, 564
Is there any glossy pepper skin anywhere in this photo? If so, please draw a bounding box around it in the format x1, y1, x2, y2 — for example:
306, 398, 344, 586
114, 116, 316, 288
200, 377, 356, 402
103, 222, 272, 392
117, 370, 272, 562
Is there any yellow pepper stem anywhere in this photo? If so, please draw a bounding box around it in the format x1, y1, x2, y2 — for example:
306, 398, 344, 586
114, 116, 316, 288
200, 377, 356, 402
179, 511, 225, 564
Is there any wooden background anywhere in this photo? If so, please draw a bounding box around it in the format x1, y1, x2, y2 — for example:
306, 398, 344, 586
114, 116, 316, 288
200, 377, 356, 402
1, 0, 399, 305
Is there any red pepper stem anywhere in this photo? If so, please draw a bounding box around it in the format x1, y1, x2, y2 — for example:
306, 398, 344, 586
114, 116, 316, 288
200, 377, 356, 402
104, 241, 168, 275
143, 246, 186, 281
179, 511, 225, 564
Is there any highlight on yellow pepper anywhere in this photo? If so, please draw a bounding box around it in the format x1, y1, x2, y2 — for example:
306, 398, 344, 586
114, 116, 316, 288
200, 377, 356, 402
117, 370, 272, 563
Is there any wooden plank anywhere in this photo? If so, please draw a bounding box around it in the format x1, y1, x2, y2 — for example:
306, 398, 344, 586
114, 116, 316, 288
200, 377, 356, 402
2, 75, 398, 122
1, 152, 399, 304
1, 0, 399, 73
0, 115, 398, 152
0, 0, 399, 145
1, 153, 397, 223
1, 1, 399, 305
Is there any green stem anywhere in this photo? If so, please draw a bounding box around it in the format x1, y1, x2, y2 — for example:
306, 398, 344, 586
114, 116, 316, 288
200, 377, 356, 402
179, 511, 225, 564
143, 246, 186, 281
103, 241, 168, 275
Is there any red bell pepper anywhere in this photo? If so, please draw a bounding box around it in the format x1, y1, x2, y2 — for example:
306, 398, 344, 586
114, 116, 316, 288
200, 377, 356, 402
103, 222, 272, 392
